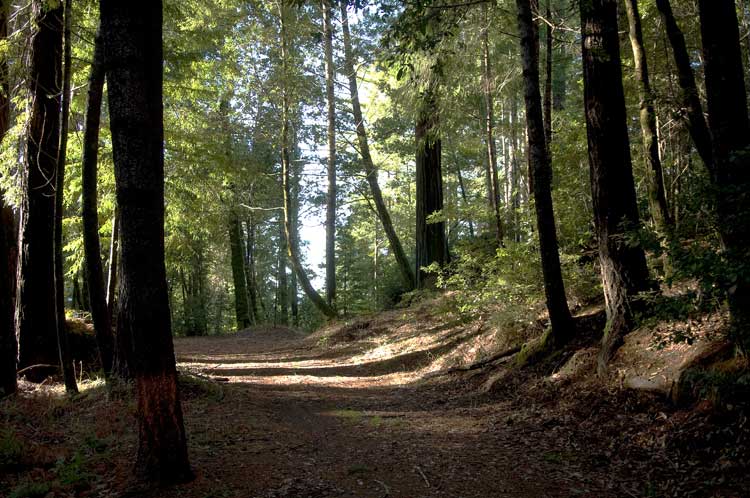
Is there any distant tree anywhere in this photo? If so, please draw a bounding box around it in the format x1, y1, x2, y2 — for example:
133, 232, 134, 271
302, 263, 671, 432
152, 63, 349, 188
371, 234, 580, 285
229, 211, 252, 329
322, 0, 337, 307
17, 0, 64, 382
100, 0, 192, 481
579, 0, 652, 373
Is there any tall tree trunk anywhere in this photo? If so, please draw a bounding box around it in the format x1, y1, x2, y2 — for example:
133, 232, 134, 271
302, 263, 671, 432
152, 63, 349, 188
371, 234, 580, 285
415, 88, 448, 289
624, 0, 672, 232
100, 0, 192, 482
81, 29, 114, 377
53, 0, 77, 393
106, 206, 119, 317
654, 0, 713, 173
509, 94, 521, 241
481, 3, 504, 246
516, 0, 574, 344
229, 212, 251, 330
322, 0, 337, 307
245, 218, 260, 323
0, 0, 16, 397
276, 215, 288, 325
17, 0, 64, 382
340, 1, 415, 290
543, 0, 553, 148
697, 0, 750, 354
579, 0, 652, 374
279, 3, 336, 319
107, 207, 129, 379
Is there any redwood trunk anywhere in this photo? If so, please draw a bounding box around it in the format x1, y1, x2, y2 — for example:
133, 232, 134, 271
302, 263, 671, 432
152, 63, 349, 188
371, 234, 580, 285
517, 0, 574, 344
100, 0, 191, 482
698, 0, 750, 353
579, 0, 652, 373
17, 0, 64, 382
81, 29, 114, 376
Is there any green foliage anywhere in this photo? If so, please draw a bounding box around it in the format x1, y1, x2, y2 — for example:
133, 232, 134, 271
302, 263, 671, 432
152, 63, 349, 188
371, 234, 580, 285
0, 429, 22, 467
8, 481, 50, 498
54, 451, 94, 490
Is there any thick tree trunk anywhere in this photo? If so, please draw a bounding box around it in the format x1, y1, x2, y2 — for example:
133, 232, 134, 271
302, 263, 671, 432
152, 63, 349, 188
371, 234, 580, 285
516, 0, 574, 344
624, 0, 672, 232
415, 90, 448, 289
279, 3, 335, 319
53, 0, 77, 393
340, 1, 415, 290
697, 0, 750, 354
579, 0, 652, 374
322, 0, 337, 307
229, 213, 251, 330
107, 208, 130, 379
481, 3, 504, 246
0, 0, 16, 397
100, 0, 191, 482
17, 0, 64, 382
654, 0, 713, 173
81, 29, 114, 377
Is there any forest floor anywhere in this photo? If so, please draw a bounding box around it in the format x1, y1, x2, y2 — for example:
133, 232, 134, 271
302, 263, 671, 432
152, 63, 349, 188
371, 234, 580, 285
1, 297, 749, 498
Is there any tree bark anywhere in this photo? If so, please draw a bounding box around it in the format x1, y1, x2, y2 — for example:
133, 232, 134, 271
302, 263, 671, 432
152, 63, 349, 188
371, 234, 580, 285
81, 28, 114, 377
543, 0, 553, 148
340, 1, 415, 290
415, 88, 448, 290
17, 0, 64, 382
279, 2, 336, 319
480, 3, 504, 246
229, 212, 251, 330
624, 0, 672, 232
100, 0, 192, 482
322, 0, 337, 307
654, 0, 713, 174
516, 0, 574, 344
697, 0, 750, 354
245, 218, 260, 323
276, 215, 288, 325
0, 0, 16, 397
579, 0, 652, 374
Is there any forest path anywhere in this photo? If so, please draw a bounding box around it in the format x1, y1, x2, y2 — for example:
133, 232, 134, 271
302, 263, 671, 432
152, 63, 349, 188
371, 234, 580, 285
161, 328, 626, 498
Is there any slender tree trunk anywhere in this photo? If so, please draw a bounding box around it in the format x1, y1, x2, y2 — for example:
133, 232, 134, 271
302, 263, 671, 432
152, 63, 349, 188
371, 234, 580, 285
100, 0, 192, 482
245, 219, 260, 323
516, 0, 574, 344
17, 0, 64, 382
53, 0, 77, 393
322, 0, 337, 307
415, 88, 448, 289
278, 3, 336, 319
454, 159, 475, 238
276, 215, 288, 325
106, 206, 119, 317
81, 29, 114, 377
481, 3, 504, 246
654, 0, 713, 174
697, 0, 750, 354
340, 1, 415, 290
624, 0, 672, 232
229, 212, 251, 330
543, 0, 553, 148
509, 94, 521, 241
0, 0, 15, 397
579, 0, 652, 374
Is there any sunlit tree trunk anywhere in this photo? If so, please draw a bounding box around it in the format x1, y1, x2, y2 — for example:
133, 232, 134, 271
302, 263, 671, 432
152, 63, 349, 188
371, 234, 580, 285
17, 0, 64, 382
698, 0, 750, 354
579, 0, 652, 374
322, 0, 337, 307
654, 0, 713, 173
516, 0, 574, 344
81, 28, 114, 377
100, 0, 191, 482
0, 0, 16, 397
624, 0, 672, 232
340, 1, 415, 290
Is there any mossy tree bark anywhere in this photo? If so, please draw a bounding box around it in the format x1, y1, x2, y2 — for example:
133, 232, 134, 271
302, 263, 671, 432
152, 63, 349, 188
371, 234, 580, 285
579, 0, 652, 374
100, 0, 192, 482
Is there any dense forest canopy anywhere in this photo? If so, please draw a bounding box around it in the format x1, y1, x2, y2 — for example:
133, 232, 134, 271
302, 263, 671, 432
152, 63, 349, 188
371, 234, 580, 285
1, 0, 749, 492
